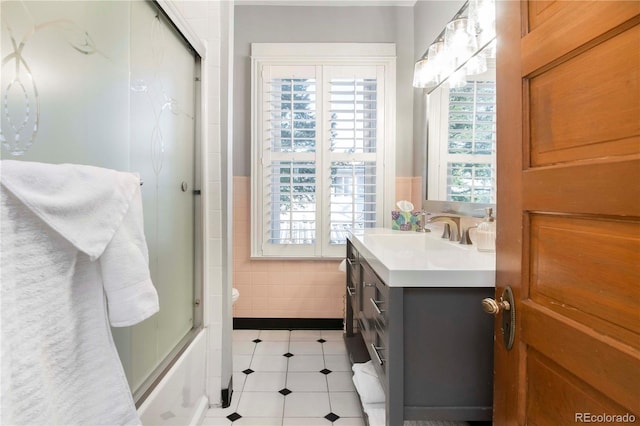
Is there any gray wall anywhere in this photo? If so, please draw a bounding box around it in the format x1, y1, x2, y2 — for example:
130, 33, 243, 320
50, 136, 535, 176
233, 5, 414, 176
413, 1, 466, 67
233, 1, 465, 178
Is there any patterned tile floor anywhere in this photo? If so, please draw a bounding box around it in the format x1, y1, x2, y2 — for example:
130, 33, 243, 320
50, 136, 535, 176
202, 329, 365, 426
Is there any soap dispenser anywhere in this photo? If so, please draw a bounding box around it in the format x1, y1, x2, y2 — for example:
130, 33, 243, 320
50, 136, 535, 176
476, 208, 496, 252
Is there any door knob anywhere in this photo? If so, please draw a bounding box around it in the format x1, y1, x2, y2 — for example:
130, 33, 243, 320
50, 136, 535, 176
482, 286, 516, 351
482, 297, 510, 315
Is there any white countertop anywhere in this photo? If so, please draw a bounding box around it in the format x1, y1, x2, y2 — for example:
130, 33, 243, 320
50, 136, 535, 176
348, 227, 496, 288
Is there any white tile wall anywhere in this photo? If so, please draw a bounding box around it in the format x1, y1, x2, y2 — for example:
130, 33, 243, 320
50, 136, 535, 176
174, 0, 231, 409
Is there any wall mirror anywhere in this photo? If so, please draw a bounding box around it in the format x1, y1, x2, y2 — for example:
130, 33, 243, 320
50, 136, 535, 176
414, 0, 497, 215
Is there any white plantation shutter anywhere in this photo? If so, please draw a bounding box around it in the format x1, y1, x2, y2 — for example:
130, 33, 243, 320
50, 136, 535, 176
328, 161, 377, 244
252, 45, 395, 258
445, 81, 496, 203
327, 76, 378, 154
260, 66, 320, 257
323, 66, 384, 256
446, 162, 494, 203
268, 161, 316, 244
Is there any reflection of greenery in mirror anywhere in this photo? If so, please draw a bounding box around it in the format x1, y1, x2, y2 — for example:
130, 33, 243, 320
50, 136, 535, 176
427, 49, 496, 204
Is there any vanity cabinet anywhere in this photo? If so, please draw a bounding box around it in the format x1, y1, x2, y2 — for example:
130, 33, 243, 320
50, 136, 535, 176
345, 238, 494, 425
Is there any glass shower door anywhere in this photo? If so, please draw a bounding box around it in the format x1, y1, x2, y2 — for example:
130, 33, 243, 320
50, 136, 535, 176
1, 0, 200, 400
114, 0, 198, 397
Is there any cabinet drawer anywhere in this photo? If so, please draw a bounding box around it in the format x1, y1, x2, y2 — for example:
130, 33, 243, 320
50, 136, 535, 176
346, 258, 360, 304
371, 324, 387, 381
362, 262, 387, 330
346, 242, 361, 313
361, 260, 388, 383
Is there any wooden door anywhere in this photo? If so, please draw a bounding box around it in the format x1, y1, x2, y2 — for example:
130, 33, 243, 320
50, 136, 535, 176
494, 1, 640, 424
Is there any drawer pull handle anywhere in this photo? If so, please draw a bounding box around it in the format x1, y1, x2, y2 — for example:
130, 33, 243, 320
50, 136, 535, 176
347, 286, 356, 297
364, 282, 375, 287
370, 343, 385, 365
346, 258, 358, 268
370, 297, 384, 315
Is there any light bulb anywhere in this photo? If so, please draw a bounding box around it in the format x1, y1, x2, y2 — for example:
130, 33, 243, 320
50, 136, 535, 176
427, 41, 451, 85
445, 18, 477, 70
468, 0, 495, 46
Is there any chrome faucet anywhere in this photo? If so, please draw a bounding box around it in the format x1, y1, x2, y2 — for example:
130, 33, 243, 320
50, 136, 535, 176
415, 210, 431, 233
427, 215, 461, 242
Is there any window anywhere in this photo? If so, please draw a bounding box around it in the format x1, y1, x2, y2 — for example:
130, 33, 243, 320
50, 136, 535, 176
251, 44, 396, 258
446, 80, 496, 203
427, 65, 497, 204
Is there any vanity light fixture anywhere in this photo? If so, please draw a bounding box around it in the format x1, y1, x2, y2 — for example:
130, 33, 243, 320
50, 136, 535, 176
445, 17, 477, 70
467, 0, 496, 46
412, 55, 430, 88
412, 0, 496, 90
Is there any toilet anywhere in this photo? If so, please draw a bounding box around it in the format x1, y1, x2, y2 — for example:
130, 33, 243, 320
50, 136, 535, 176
232, 288, 240, 305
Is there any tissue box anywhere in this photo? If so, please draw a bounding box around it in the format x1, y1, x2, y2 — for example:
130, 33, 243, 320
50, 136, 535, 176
391, 210, 422, 231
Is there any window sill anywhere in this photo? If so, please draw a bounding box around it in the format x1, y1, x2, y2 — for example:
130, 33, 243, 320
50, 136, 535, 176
249, 255, 344, 261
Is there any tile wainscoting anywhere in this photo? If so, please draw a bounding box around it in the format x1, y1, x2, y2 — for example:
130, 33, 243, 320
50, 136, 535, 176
232, 176, 422, 319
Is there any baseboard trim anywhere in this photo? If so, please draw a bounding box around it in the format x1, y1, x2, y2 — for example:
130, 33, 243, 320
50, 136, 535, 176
233, 318, 343, 330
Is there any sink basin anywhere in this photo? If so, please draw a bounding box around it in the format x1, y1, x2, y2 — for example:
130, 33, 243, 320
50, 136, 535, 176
349, 228, 495, 287
363, 231, 469, 254
364, 233, 471, 269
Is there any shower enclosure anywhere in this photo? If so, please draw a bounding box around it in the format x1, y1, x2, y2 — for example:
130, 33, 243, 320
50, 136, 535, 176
1, 0, 203, 403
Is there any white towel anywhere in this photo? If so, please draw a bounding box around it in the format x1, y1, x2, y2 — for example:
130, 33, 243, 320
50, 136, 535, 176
1, 160, 159, 425
354, 359, 380, 378
362, 403, 386, 426
338, 259, 347, 272
352, 360, 386, 403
